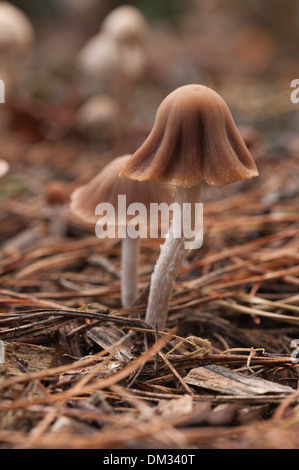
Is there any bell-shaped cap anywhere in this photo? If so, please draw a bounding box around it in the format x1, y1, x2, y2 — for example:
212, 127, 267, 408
101, 5, 148, 45
70, 155, 174, 235
120, 84, 259, 188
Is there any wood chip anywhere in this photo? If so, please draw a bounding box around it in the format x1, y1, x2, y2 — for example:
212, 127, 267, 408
184, 365, 294, 396
87, 325, 134, 361
4, 342, 56, 376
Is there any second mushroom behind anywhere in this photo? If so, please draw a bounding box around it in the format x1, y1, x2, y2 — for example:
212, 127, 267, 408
120, 84, 259, 331
70, 155, 174, 309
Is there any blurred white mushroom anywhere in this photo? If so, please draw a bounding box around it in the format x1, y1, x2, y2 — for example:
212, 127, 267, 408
0, 2, 34, 80
101, 4, 148, 82
78, 29, 147, 98
0, 158, 9, 177
0, 2, 34, 52
78, 32, 121, 95
101, 4, 148, 47
78, 5, 149, 128
75, 94, 121, 142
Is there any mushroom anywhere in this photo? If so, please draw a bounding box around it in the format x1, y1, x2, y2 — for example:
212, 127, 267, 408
43, 181, 69, 237
0, 158, 9, 177
78, 32, 121, 95
101, 5, 148, 121
70, 155, 173, 308
78, 5, 148, 129
120, 84, 259, 330
0, 2, 34, 52
0, 2, 34, 90
77, 31, 132, 131
101, 4, 148, 80
75, 94, 121, 143
101, 5, 148, 46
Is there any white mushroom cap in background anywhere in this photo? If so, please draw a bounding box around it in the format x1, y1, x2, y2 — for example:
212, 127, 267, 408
78, 32, 121, 81
78, 5, 149, 85
0, 2, 34, 52
0, 159, 9, 177
101, 5, 148, 45
75, 94, 121, 141
101, 5, 149, 81
78, 31, 147, 86
0, 2, 35, 97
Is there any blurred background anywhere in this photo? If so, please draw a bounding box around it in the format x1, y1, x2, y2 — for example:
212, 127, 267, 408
0, 0, 298, 243
2, 0, 299, 135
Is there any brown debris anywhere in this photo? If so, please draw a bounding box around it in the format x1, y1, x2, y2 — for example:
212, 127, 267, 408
1, 136, 299, 450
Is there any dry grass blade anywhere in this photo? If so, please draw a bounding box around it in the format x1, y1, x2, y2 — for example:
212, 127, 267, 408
184, 365, 294, 396
216, 300, 299, 325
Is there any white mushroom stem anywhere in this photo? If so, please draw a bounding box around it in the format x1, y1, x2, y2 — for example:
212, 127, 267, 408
121, 235, 140, 308
145, 183, 202, 330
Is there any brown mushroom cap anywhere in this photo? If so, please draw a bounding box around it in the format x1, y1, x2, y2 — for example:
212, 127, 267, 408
45, 181, 68, 206
119, 84, 259, 188
70, 155, 174, 228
